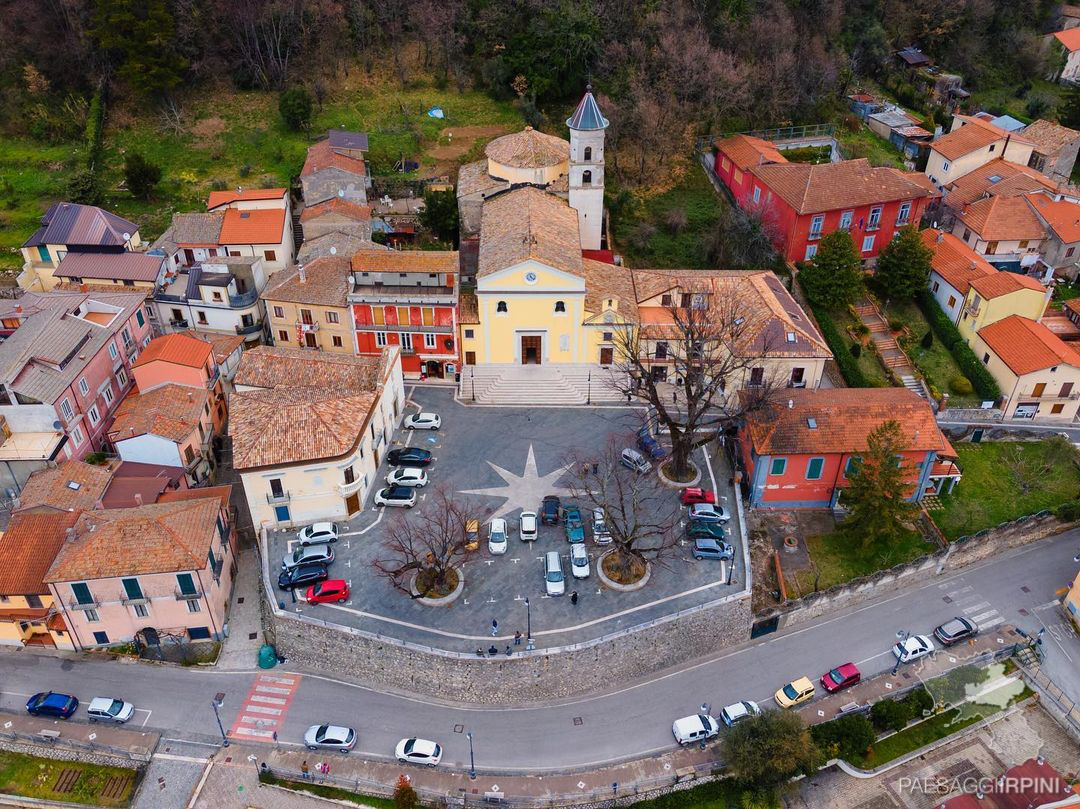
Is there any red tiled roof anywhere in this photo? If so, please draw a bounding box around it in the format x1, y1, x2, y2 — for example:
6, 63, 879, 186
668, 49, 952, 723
301, 139, 366, 178
16, 461, 112, 514
1026, 193, 1080, 243
1054, 27, 1080, 52
748, 159, 930, 215
108, 384, 208, 443
207, 188, 287, 209
943, 159, 1059, 209
922, 229, 997, 295
969, 270, 1045, 299
930, 115, 1033, 161
714, 134, 788, 171
351, 251, 459, 274
299, 198, 371, 223
0, 511, 80, 595
132, 333, 212, 370
218, 208, 286, 245
941, 757, 1078, 808
157, 484, 232, 511
978, 314, 1080, 375
958, 195, 1046, 241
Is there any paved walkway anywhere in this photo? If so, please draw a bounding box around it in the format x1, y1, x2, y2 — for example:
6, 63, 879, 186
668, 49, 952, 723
217, 544, 266, 670
853, 297, 928, 400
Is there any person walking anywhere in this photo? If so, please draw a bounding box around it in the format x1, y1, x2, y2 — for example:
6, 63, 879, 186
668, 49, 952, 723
491, 618, 498, 636
514, 630, 522, 645
301, 761, 310, 780
571, 591, 579, 605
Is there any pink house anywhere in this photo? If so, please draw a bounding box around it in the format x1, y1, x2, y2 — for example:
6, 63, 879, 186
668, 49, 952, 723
44, 486, 236, 649
131, 332, 226, 434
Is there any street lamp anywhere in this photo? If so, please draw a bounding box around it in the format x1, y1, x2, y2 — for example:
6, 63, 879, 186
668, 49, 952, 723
212, 692, 229, 747
471, 368, 476, 403
466, 731, 476, 780
891, 630, 909, 676
524, 597, 534, 651
587, 371, 592, 405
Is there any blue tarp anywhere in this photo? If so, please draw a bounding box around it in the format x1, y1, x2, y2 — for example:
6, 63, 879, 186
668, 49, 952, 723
427, 107, 445, 119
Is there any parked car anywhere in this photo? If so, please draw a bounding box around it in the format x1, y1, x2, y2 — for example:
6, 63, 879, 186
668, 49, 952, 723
278, 562, 329, 591
774, 677, 815, 708
820, 662, 861, 693
541, 495, 561, 525
373, 486, 417, 508
687, 521, 727, 541
297, 522, 339, 546
404, 412, 441, 430
465, 519, 479, 551
488, 518, 508, 555
680, 487, 716, 506
934, 617, 978, 647
620, 448, 652, 474
591, 508, 612, 545
563, 506, 585, 543
387, 448, 433, 467
519, 511, 538, 542
692, 537, 733, 561
304, 724, 356, 752
688, 503, 730, 524
26, 692, 79, 719
306, 579, 350, 605
544, 551, 566, 596
719, 700, 760, 727
637, 430, 668, 460
386, 467, 428, 488
893, 635, 934, 663
395, 737, 443, 767
672, 714, 719, 745
283, 544, 334, 570
570, 543, 590, 578
87, 697, 135, 723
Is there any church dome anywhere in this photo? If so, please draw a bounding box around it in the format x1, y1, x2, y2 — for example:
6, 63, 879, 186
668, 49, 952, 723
484, 127, 570, 170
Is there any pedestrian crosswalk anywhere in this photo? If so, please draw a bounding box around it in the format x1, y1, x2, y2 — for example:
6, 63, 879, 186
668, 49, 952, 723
942, 585, 1004, 632
228, 673, 301, 742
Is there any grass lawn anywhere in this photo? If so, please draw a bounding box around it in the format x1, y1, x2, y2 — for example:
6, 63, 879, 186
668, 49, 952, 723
836, 126, 906, 169
1053, 281, 1080, 303
831, 307, 892, 387
967, 79, 1063, 126
885, 299, 968, 399
624, 778, 771, 809
785, 529, 937, 597
935, 440, 1080, 540
0, 751, 136, 807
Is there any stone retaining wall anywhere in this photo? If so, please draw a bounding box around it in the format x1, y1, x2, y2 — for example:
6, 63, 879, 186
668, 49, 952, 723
0, 738, 144, 770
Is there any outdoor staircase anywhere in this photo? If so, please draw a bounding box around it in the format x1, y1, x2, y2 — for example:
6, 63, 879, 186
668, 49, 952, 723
291, 210, 304, 252
853, 296, 933, 404
458, 364, 626, 406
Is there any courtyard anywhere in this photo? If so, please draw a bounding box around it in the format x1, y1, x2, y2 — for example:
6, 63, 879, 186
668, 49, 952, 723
266, 387, 748, 652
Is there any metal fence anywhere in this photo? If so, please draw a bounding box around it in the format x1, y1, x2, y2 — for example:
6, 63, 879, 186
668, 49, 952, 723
1013, 654, 1080, 741
0, 729, 150, 764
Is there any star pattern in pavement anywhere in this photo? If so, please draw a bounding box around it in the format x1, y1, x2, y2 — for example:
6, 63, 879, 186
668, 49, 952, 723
458, 444, 575, 522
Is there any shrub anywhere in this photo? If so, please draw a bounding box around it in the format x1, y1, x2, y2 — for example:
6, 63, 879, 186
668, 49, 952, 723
949, 375, 974, 396
210, 178, 227, 191
800, 282, 870, 387
85, 86, 105, 169
870, 697, 912, 733
904, 686, 935, 717
393, 774, 418, 809
888, 317, 904, 332
850, 343, 862, 358
855, 322, 870, 336
123, 152, 162, 199
279, 87, 314, 131
67, 168, 103, 206
239, 163, 252, 178
664, 207, 688, 234
1056, 501, 1080, 521
915, 290, 1001, 401
810, 713, 876, 761
921, 330, 933, 349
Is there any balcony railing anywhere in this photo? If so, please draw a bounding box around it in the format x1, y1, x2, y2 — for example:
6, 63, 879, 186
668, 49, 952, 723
169, 318, 189, 328
205, 365, 221, 389
338, 477, 365, 497
68, 599, 99, 611
229, 288, 261, 308
266, 490, 291, 504
298, 321, 319, 332
175, 588, 202, 601
1020, 390, 1079, 401
235, 320, 263, 336
120, 593, 149, 606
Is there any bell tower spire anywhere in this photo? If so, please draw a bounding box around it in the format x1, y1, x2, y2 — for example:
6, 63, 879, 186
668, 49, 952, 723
567, 85, 608, 251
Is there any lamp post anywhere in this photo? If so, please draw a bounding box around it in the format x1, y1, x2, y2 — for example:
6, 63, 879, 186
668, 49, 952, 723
212, 692, 229, 747
466, 731, 476, 780
891, 629, 909, 676
524, 597, 534, 650
587, 371, 592, 405
471, 368, 476, 403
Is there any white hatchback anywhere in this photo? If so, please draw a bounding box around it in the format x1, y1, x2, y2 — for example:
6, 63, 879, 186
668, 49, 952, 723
386, 467, 429, 488
570, 543, 590, 578
297, 522, 339, 546
87, 697, 135, 723
404, 412, 441, 430
519, 511, 538, 541
893, 634, 934, 663
395, 737, 443, 767
488, 518, 508, 555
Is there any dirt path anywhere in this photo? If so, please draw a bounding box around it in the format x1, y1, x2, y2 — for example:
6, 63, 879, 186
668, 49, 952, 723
420, 124, 511, 178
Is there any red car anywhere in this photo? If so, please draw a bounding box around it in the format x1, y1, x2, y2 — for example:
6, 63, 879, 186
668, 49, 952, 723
680, 487, 716, 506
305, 579, 350, 604
820, 662, 861, 693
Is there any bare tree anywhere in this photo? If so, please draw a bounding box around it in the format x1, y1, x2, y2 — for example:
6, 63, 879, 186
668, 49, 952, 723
372, 488, 474, 599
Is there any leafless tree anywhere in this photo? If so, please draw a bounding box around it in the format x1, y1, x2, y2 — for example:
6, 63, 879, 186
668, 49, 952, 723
1002, 437, 1075, 496
371, 488, 474, 599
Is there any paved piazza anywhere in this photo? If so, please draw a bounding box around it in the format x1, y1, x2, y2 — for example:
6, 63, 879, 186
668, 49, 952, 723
268, 386, 746, 652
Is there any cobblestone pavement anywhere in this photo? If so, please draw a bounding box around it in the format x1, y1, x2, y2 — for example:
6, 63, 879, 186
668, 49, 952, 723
216, 544, 266, 670
132, 740, 212, 809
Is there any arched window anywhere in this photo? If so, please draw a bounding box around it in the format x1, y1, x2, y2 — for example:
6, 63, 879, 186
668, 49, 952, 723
584, 146, 592, 161
497, 301, 508, 313
582, 170, 592, 186
554, 301, 566, 313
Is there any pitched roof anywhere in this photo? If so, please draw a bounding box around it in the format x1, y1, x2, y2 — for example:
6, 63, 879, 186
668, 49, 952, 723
1054, 27, 1080, 52
943, 159, 1059, 208
0, 511, 80, 595
1025, 193, 1080, 243
157, 484, 232, 510
21, 203, 137, 249
458, 290, 479, 324
930, 115, 1032, 161
299, 198, 371, 223
350, 250, 459, 274
108, 384, 208, 443
941, 757, 1079, 809
1023, 119, 1080, 155
207, 188, 287, 209
477, 187, 582, 279
978, 315, 1080, 375
896, 47, 931, 66
566, 88, 609, 131
583, 259, 638, 324
714, 134, 788, 171
53, 252, 165, 283
100, 475, 173, 509
484, 127, 570, 170
957, 195, 1046, 241
16, 461, 113, 514
44, 498, 223, 582
180, 330, 244, 364
327, 129, 369, 151
457, 160, 507, 198
901, 171, 942, 198
132, 333, 212, 370
234, 345, 383, 392
922, 229, 997, 294
969, 269, 1045, 299
263, 257, 351, 308
171, 212, 224, 246
218, 208, 286, 245
301, 139, 366, 178
748, 159, 930, 215
745, 388, 947, 456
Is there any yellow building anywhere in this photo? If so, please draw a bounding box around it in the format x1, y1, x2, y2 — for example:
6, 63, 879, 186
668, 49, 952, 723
956, 271, 1050, 343
263, 257, 355, 353
1065, 567, 1080, 632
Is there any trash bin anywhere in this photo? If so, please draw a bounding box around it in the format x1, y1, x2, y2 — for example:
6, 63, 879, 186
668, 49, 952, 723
258, 644, 278, 669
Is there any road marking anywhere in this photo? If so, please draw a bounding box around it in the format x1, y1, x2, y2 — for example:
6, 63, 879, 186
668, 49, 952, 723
340, 510, 384, 537
254, 684, 291, 695
244, 705, 283, 716
970, 610, 999, 623
137, 708, 152, 728
153, 752, 209, 764
855, 651, 891, 665
249, 695, 287, 706
164, 737, 220, 747
961, 601, 991, 615
230, 673, 302, 742
979, 617, 1005, 630
1035, 600, 1061, 610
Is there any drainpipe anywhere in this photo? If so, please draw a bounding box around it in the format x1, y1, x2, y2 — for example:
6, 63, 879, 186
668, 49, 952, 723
195, 568, 221, 640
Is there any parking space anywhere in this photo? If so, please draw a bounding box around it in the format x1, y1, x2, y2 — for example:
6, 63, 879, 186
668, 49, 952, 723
268, 386, 746, 651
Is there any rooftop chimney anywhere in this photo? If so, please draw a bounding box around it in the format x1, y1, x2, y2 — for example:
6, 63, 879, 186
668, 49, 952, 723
79, 284, 88, 293
787, 399, 793, 409
134, 492, 143, 507
298, 264, 306, 283
187, 391, 193, 402
936, 230, 944, 243
14, 304, 22, 315
64, 527, 75, 543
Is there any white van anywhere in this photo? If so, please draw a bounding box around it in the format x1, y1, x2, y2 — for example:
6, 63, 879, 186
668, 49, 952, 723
672, 714, 719, 745
620, 448, 652, 474
544, 551, 565, 596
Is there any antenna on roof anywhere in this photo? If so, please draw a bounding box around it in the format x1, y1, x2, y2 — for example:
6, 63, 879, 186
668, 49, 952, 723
330, 246, 337, 255
338, 189, 345, 197
122, 232, 131, 241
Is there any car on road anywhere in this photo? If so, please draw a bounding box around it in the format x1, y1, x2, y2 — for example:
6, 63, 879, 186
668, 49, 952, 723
386, 467, 428, 488
637, 429, 668, 460
934, 617, 978, 647
404, 412, 441, 430
373, 486, 417, 508
687, 521, 727, 541
541, 495, 561, 525
672, 714, 719, 745
306, 579, 350, 605
692, 537, 733, 561
820, 662, 861, 693
283, 544, 334, 570
387, 448, 433, 467
680, 487, 716, 505
620, 447, 652, 474
519, 511, 538, 542
564, 506, 585, 543
278, 562, 329, 591
488, 518, 508, 555
688, 503, 730, 524
570, 543, 590, 578
297, 522, 339, 546
893, 634, 934, 663
465, 519, 479, 551
87, 697, 135, 723
591, 508, 612, 544
719, 700, 760, 727
304, 724, 356, 752
544, 551, 566, 596
774, 677, 815, 708
395, 737, 442, 767
26, 692, 79, 719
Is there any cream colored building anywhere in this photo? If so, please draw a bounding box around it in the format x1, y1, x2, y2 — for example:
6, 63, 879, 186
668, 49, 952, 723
926, 115, 1035, 188
955, 270, 1050, 343
951, 195, 1047, 268
231, 345, 404, 527
263, 257, 355, 353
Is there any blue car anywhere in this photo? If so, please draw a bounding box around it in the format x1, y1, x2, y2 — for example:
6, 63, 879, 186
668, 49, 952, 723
26, 692, 79, 719
637, 429, 668, 460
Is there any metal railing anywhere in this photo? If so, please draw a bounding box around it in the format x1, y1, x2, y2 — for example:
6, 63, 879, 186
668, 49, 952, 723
266, 490, 290, 504
174, 588, 202, 601
0, 729, 150, 763
229, 288, 260, 308
235, 320, 263, 335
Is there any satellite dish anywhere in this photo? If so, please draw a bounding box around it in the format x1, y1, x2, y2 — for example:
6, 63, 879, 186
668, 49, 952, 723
122, 232, 131, 241
338, 189, 345, 197
53, 420, 62, 430
330, 246, 338, 255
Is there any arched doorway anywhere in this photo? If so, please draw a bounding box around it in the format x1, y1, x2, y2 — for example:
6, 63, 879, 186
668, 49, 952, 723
425, 360, 443, 378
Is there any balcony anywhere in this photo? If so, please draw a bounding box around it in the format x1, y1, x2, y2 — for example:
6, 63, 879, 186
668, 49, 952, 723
1021, 389, 1079, 401
205, 365, 221, 389
229, 288, 261, 308
896, 217, 911, 227
68, 599, 99, 611
338, 477, 365, 497
866, 219, 881, 232
298, 321, 319, 332
169, 318, 189, 328
235, 320, 263, 336
120, 593, 149, 607
174, 587, 203, 601
266, 490, 291, 504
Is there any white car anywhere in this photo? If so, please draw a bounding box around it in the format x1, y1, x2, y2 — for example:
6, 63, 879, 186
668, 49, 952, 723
297, 522, 339, 546
544, 551, 565, 596
519, 511, 538, 542
87, 697, 134, 723
591, 508, 612, 544
688, 503, 730, 523
386, 467, 428, 488
893, 634, 935, 663
672, 714, 719, 745
719, 700, 760, 727
570, 543, 590, 578
304, 724, 356, 752
404, 412, 441, 430
373, 486, 417, 508
488, 518, 508, 555
395, 737, 442, 767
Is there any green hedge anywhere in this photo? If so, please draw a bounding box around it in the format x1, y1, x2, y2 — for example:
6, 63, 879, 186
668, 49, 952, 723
85, 85, 106, 171
915, 290, 1001, 401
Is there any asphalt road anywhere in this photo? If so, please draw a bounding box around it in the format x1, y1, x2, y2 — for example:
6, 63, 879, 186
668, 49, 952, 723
1, 530, 1076, 774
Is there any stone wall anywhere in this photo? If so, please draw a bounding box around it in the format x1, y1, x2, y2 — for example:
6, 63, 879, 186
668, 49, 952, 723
0, 738, 145, 769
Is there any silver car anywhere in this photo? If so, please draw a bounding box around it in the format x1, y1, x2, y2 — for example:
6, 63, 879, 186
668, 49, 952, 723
87, 697, 135, 723
282, 544, 334, 570
304, 724, 356, 752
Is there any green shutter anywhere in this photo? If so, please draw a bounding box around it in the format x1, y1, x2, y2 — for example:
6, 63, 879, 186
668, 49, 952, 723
136, 310, 145, 327
121, 578, 143, 600
176, 573, 196, 595
769, 458, 787, 476
806, 458, 824, 480
71, 582, 93, 604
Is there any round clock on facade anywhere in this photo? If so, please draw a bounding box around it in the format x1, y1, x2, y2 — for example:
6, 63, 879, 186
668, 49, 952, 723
525, 272, 537, 283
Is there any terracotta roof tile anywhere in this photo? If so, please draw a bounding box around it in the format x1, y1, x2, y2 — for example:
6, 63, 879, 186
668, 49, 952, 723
180, 330, 244, 365
233, 345, 383, 391
298, 232, 389, 263
745, 388, 947, 455
351, 251, 459, 274
157, 484, 232, 511
301, 139, 366, 178
978, 314, 1080, 374
207, 188, 287, 209
714, 134, 788, 171
0, 512, 80, 594
969, 270, 1045, 299
457, 160, 506, 198
943, 159, 1059, 208
478, 188, 581, 279
1026, 194, 1080, 242
484, 127, 569, 170
958, 195, 1046, 241
263, 257, 351, 308
218, 208, 286, 245
108, 384, 208, 443
901, 171, 942, 198
133, 333, 212, 370
923, 229, 997, 294
299, 198, 371, 223
930, 115, 1032, 161
1065, 298, 1080, 317
16, 461, 113, 514
583, 259, 638, 324
1022, 119, 1080, 154
1054, 27, 1080, 52
458, 291, 479, 325
171, 212, 224, 246
748, 159, 930, 215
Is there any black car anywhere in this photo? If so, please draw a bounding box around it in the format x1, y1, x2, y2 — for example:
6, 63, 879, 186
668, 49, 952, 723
387, 448, 433, 467
541, 495, 561, 525
933, 616, 978, 646
278, 562, 329, 590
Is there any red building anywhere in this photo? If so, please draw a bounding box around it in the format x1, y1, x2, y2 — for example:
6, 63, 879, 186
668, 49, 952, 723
713, 135, 937, 263
349, 251, 460, 379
